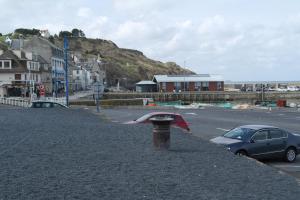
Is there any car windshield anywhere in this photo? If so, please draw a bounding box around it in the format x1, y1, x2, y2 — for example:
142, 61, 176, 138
135, 113, 154, 122
135, 113, 174, 122
223, 127, 255, 140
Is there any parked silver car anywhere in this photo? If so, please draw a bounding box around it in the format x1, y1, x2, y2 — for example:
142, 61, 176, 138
211, 125, 300, 162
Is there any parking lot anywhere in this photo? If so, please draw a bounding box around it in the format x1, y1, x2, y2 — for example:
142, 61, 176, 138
3, 106, 300, 199
101, 106, 300, 181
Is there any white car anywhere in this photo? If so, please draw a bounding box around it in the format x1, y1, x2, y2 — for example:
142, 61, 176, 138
287, 86, 299, 92
276, 88, 288, 92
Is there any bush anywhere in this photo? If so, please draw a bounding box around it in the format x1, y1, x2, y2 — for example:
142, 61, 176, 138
59, 31, 72, 38
14, 28, 41, 36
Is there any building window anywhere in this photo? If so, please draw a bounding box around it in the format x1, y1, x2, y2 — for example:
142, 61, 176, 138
202, 82, 209, 91
0, 61, 2, 68
162, 82, 166, 91
4, 61, 10, 68
185, 82, 189, 91
174, 82, 181, 91
25, 74, 27, 80
195, 82, 201, 91
15, 74, 21, 80
217, 82, 222, 91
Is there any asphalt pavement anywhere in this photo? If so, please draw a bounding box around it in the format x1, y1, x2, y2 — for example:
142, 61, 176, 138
100, 106, 300, 182
1, 106, 300, 199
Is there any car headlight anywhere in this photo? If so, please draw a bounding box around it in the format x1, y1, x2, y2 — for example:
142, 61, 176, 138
226, 147, 231, 151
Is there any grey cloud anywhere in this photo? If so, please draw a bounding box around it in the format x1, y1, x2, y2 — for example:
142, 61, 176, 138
1, 1, 300, 80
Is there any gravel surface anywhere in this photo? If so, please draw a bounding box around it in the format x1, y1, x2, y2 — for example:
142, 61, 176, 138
0, 107, 300, 200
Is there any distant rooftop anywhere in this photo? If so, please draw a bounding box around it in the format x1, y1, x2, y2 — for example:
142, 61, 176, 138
153, 74, 223, 82
136, 81, 156, 85
225, 80, 300, 84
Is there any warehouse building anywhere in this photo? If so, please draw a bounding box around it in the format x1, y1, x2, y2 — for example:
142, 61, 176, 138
152, 74, 224, 92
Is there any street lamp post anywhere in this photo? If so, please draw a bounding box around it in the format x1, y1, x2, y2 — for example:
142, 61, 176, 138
64, 36, 69, 106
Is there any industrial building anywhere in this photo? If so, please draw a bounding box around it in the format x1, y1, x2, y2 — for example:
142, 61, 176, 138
152, 74, 224, 92
135, 74, 224, 93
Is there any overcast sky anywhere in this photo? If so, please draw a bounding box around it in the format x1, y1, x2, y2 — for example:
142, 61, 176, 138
1, 0, 300, 81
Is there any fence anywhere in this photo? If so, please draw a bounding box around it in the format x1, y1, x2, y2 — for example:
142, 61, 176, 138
0, 97, 67, 107
0, 97, 30, 108
103, 91, 300, 103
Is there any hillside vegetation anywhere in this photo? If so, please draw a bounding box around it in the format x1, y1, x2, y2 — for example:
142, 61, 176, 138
54, 37, 194, 88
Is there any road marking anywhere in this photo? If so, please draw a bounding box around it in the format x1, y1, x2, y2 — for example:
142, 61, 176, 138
278, 113, 285, 116
111, 120, 120, 123
184, 113, 197, 115
273, 165, 300, 168
216, 128, 230, 132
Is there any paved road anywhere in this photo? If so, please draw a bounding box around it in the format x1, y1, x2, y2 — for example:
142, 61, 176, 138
101, 106, 300, 181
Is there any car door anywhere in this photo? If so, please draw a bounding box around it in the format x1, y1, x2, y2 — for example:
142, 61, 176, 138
267, 129, 287, 154
248, 130, 269, 157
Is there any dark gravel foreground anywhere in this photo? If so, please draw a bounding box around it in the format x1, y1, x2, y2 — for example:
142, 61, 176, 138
0, 108, 300, 200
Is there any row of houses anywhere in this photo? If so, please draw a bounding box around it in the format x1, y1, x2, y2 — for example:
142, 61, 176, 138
136, 74, 224, 92
0, 35, 106, 97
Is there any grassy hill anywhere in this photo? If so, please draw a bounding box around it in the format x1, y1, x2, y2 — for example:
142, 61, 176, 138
54, 37, 194, 88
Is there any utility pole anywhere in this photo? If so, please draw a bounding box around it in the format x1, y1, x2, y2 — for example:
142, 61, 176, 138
28, 64, 35, 102
54, 64, 57, 97
183, 60, 186, 92
261, 83, 264, 102
64, 36, 69, 106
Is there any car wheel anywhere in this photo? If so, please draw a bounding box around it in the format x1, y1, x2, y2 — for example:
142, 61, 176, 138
285, 147, 297, 162
236, 150, 247, 157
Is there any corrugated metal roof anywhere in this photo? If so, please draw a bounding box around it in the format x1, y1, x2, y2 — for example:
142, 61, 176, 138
153, 74, 223, 82
136, 81, 156, 85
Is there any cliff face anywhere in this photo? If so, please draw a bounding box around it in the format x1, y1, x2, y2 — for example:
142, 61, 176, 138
54, 37, 194, 88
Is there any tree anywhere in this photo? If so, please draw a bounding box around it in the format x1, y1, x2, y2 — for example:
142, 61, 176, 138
79, 30, 85, 37
0, 33, 2, 36
49, 35, 55, 44
71, 28, 80, 37
14, 28, 41, 36
71, 28, 85, 37
59, 31, 72, 38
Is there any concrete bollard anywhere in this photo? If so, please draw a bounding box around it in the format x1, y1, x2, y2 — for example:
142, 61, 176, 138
150, 117, 174, 150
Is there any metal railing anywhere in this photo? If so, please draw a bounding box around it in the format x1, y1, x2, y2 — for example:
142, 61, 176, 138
0, 97, 30, 108
44, 97, 67, 105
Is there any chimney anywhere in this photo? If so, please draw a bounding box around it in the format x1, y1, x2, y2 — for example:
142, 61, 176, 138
20, 38, 24, 49
25, 52, 33, 60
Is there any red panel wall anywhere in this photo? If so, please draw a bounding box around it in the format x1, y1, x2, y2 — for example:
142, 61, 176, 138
209, 82, 217, 91
159, 81, 224, 92
166, 82, 174, 92
189, 82, 195, 91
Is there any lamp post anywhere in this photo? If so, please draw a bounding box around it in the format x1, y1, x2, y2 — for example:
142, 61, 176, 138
64, 36, 69, 106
